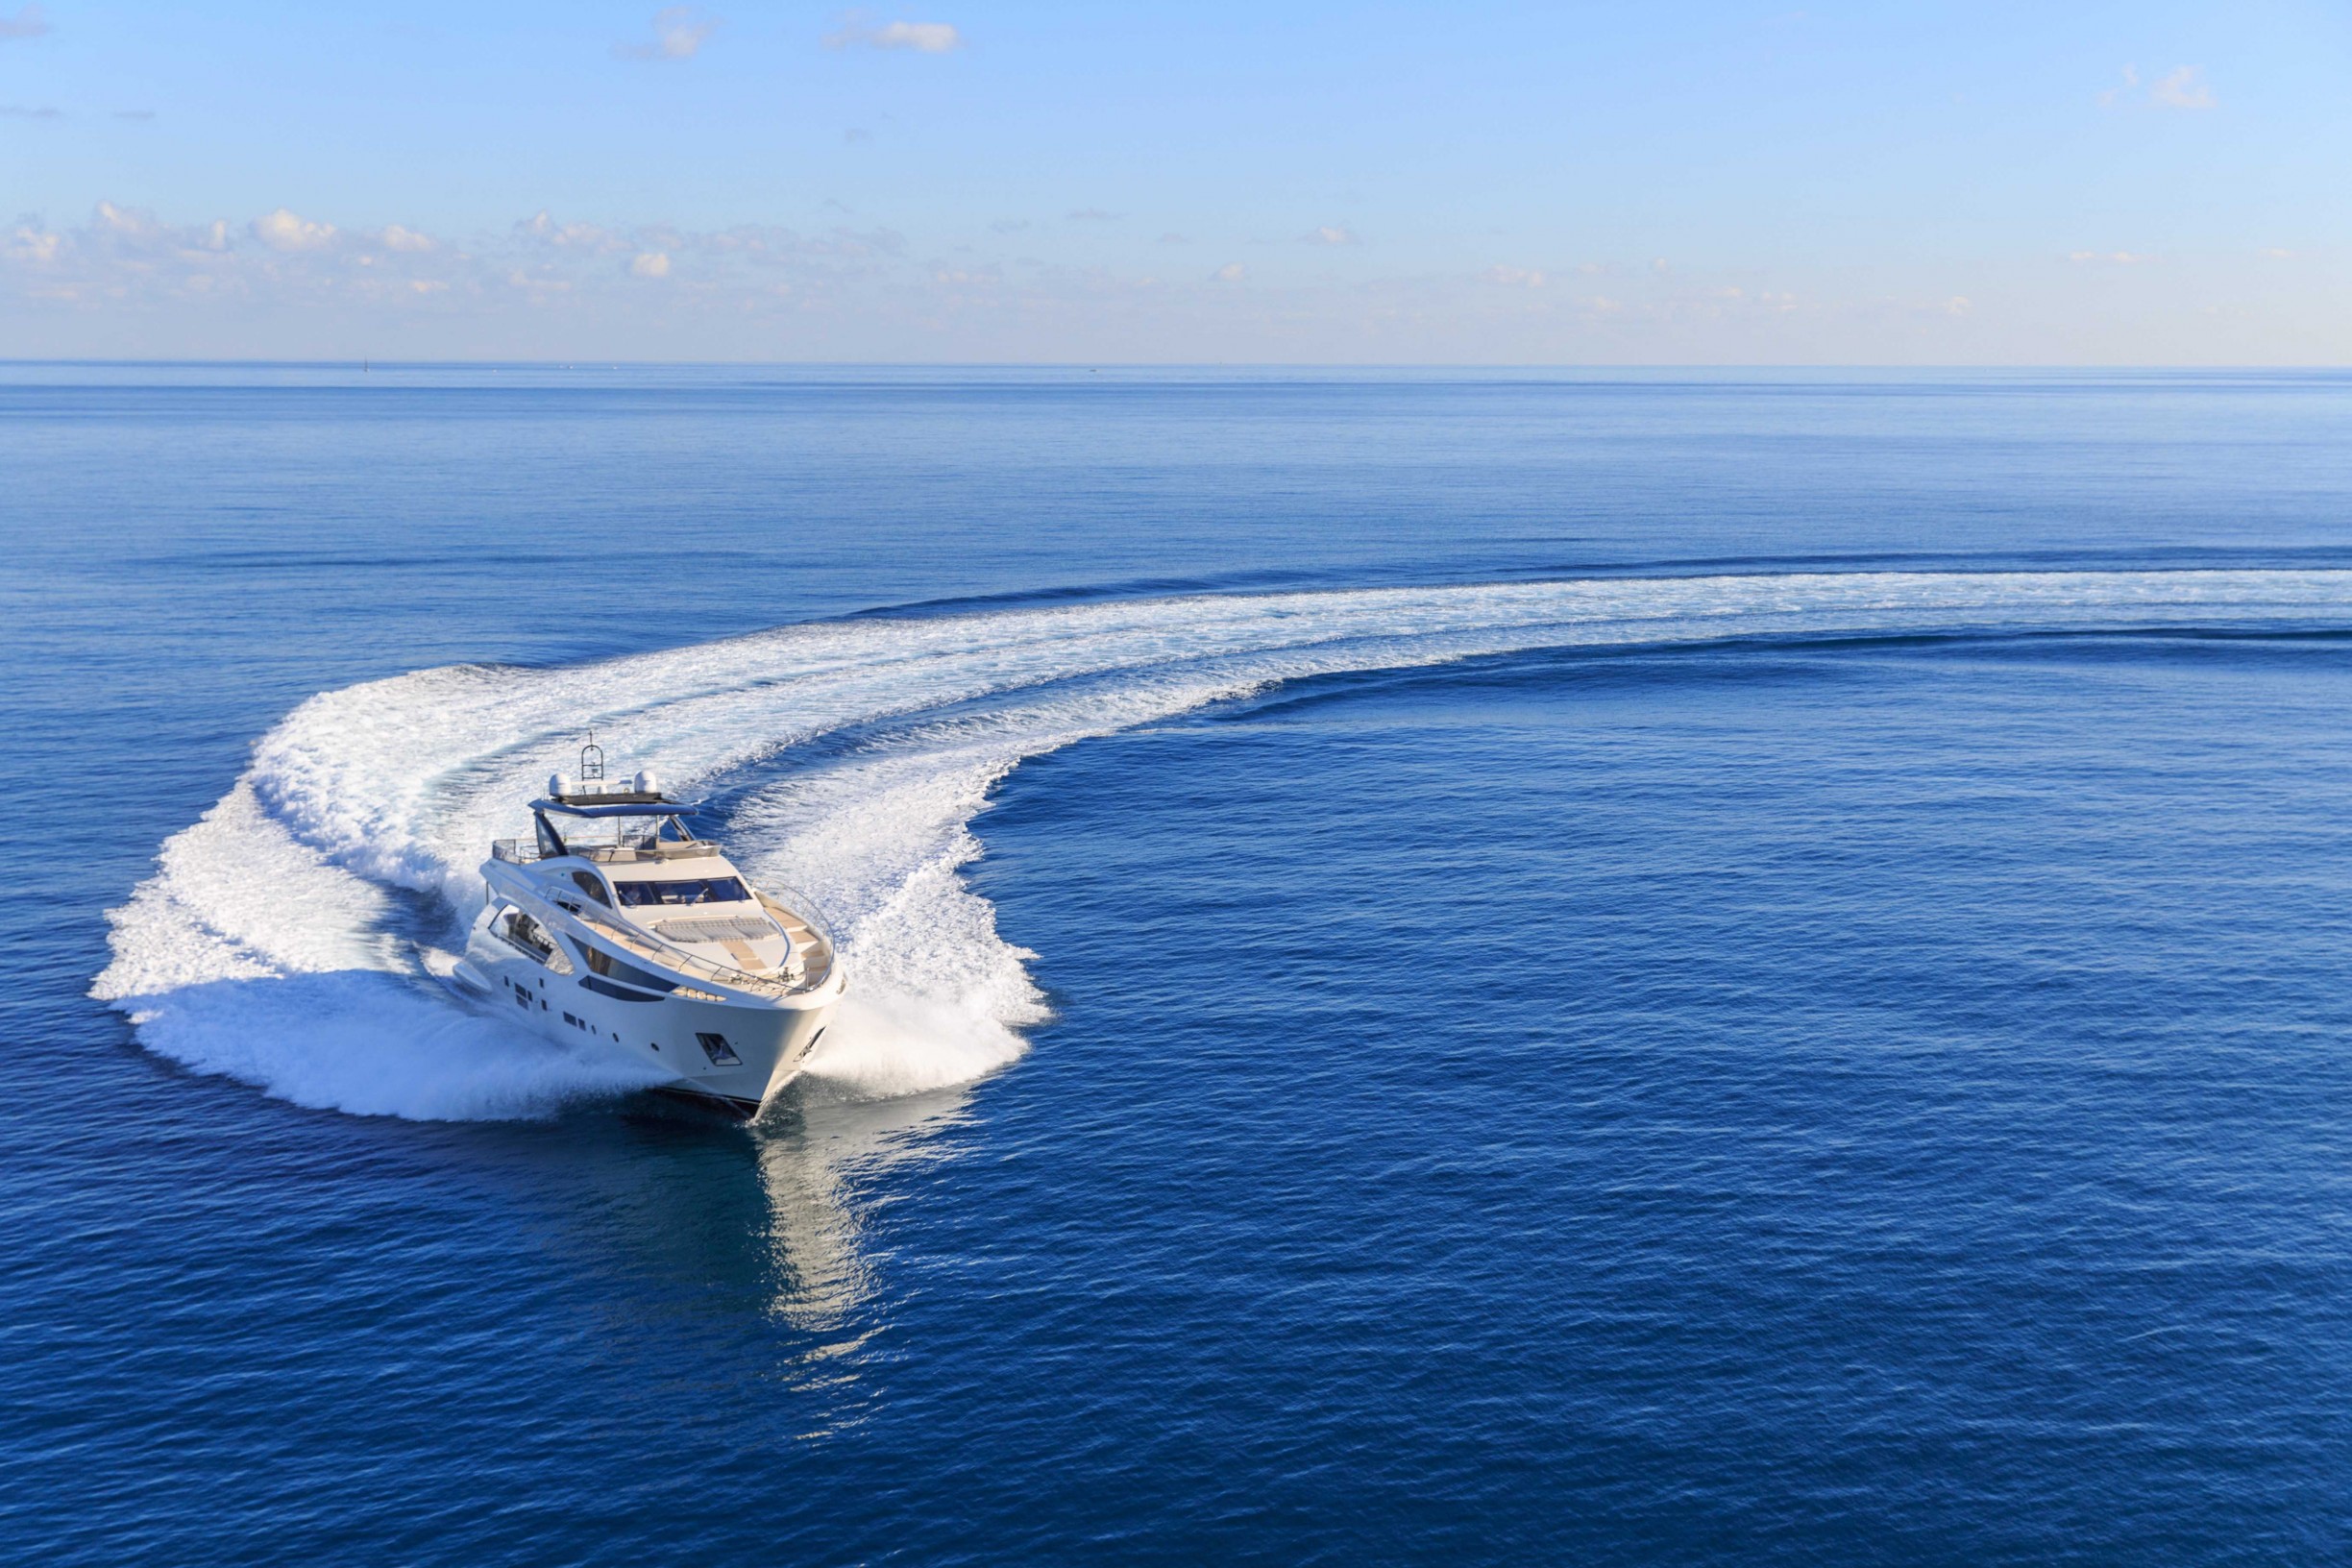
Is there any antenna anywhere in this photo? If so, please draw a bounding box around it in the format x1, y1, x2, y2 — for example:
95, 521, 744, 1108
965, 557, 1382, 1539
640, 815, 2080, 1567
579, 730, 605, 782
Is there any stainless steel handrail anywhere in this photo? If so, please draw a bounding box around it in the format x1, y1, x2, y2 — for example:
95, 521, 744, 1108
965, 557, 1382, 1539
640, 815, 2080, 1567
490, 843, 841, 997
753, 891, 838, 990
493, 838, 721, 866
575, 910, 795, 995
573, 904, 837, 998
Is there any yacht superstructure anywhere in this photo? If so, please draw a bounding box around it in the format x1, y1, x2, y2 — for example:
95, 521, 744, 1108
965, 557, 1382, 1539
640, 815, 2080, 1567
452, 744, 843, 1117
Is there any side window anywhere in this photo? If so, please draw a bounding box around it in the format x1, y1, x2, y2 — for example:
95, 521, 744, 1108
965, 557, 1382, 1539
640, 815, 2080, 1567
571, 871, 612, 907
696, 1032, 741, 1066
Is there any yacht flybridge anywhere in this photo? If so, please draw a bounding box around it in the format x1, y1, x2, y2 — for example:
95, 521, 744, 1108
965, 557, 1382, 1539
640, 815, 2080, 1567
451, 744, 844, 1117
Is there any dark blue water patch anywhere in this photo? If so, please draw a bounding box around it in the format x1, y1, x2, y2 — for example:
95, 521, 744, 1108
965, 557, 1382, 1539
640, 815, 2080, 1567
957, 635, 2352, 1564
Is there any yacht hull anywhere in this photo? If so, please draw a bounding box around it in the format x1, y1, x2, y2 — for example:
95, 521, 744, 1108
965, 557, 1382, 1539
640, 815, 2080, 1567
462, 908, 840, 1113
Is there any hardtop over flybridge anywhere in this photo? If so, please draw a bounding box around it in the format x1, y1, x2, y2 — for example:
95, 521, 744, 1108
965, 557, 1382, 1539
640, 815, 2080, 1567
450, 740, 844, 1116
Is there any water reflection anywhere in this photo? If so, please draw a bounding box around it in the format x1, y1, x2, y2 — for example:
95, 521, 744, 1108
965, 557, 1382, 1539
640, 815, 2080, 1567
490, 1075, 975, 1432
752, 1082, 975, 1337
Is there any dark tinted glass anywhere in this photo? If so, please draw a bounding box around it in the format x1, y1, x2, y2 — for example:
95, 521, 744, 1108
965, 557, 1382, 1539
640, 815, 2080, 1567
613, 877, 750, 907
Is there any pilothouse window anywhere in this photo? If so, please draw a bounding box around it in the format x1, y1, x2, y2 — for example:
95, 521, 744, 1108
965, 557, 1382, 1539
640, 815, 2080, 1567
615, 877, 750, 907
571, 871, 612, 907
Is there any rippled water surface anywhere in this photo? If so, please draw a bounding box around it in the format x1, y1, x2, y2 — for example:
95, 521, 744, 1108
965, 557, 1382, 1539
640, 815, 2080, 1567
6, 367, 2351, 1563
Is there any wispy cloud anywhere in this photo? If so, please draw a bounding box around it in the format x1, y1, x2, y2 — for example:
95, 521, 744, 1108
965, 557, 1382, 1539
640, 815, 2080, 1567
1302, 225, 1359, 246
2068, 250, 2154, 264
825, 13, 964, 52
2149, 65, 2216, 110
2100, 62, 2216, 110
2, 200, 915, 316
251, 208, 336, 252
1158, 232, 1189, 246
0, 102, 60, 117
113, 110, 156, 121
1066, 208, 1121, 222
10, 198, 2169, 361
615, 7, 715, 61
5, 223, 60, 262
519, 210, 626, 253
0, 4, 50, 41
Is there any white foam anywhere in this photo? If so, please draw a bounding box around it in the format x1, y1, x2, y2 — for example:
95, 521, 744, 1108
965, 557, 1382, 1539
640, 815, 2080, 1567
93, 569, 2352, 1119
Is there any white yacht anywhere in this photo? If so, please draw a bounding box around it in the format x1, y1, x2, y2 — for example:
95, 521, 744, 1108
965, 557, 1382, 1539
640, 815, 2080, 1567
452, 745, 844, 1117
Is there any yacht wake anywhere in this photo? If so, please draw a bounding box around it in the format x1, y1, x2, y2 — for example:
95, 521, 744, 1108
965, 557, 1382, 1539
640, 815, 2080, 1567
91, 569, 2352, 1120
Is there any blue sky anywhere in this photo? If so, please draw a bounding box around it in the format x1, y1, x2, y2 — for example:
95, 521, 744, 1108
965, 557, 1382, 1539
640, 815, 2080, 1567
1, 2, 2343, 361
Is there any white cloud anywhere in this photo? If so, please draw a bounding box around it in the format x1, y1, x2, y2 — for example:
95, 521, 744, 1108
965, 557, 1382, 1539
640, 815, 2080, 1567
615, 7, 715, 61
2149, 65, 2215, 110
0, 4, 50, 41
519, 210, 625, 253
825, 14, 964, 52
1482, 265, 1545, 287
95, 200, 161, 239
877, 21, 961, 50
251, 208, 336, 251
5, 224, 60, 262
630, 251, 672, 278
2101, 62, 2216, 111
380, 224, 435, 253
2068, 250, 2154, 264
1211, 262, 1244, 282
1302, 225, 1358, 246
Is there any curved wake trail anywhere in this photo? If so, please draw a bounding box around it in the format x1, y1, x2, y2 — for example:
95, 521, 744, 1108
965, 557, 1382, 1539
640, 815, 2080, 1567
91, 570, 2352, 1120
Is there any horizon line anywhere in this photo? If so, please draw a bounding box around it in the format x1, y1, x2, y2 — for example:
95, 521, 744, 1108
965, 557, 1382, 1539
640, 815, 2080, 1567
4, 358, 2345, 373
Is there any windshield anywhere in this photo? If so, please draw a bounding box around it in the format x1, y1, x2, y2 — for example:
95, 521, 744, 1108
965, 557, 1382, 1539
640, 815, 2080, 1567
613, 876, 750, 907
537, 806, 701, 857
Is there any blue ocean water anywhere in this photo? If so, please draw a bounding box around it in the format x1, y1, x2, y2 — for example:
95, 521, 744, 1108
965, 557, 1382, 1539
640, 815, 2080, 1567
5, 366, 2352, 1563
